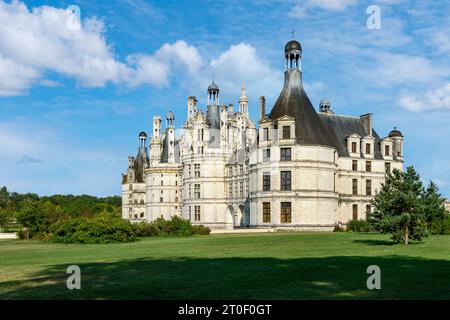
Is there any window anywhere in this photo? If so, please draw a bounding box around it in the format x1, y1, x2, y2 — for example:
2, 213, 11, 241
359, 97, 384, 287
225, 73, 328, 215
188, 164, 191, 177
280, 148, 292, 161
263, 148, 271, 162
140, 212, 144, 218
366, 205, 371, 217
281, 202, 292, 223
160, 197, 163, 203
263, 173, 271, 191
239, 165, 243, 175
129, 184, 132, 191
194, 184, 201, 199
385, 162, 391, 174
366, 180, 372, 196
161, 180, 163, 186
351, 142, 357, 153
140, 199, 144, 205
352, 204, 358, 220
194, 164, 200, 177
366, 161, 372, 172
239, 182, 244, 198
352, 160, 358, 171
229, 181, 233, 197
175, 197, 178, 203
366, 143, 371, 154
188, 206, 192, 221
385, 145, 390, 156
281, 171, 292, 191
282, 126, 291, 139
352, 179, 358, 195
263, 202, 271, 223
263, 128, 269, 141
194, 206, 200, 221
198, 129, 204, 141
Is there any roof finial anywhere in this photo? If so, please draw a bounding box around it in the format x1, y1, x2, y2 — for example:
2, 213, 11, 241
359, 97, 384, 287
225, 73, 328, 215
291, 29, 295, 39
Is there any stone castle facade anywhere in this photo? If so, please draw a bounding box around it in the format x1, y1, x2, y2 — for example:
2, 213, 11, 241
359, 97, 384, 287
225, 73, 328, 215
122, 39, 405, 231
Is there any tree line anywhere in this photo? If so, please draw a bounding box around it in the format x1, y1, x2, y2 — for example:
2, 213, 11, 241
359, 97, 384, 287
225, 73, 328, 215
0, 187, 121, 238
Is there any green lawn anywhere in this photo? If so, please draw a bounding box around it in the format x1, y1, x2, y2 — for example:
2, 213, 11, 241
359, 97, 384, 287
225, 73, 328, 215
1, 232, 449, 300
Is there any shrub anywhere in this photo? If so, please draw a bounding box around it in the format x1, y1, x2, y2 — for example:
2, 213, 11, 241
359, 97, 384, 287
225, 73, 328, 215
51, 213, 136, 244
153, 216, 194, 236
134, 222, 159, 237
347, 219, 372, 232
333, 224, 345, 232
192, 225, 211, 235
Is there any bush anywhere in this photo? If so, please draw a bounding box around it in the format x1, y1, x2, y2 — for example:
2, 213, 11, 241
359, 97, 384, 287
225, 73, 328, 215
134, 222, 159, 237
51, 213, 136, 244
192, 225, 211, 235
153, 216, 194, 236
347, 219, 372, 232
333, 224, 345, 232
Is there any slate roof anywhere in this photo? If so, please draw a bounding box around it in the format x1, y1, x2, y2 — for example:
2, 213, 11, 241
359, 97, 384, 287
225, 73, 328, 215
318, 113, 384, 159
268, 69, 338, 149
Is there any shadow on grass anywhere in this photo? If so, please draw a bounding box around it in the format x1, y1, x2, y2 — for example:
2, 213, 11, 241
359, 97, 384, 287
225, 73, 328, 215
353, 239, 423, 246
1, 255, 449, 300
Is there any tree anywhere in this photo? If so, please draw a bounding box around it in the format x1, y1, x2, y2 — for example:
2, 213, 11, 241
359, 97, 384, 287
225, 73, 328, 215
369, 166, 427, 245
15, 201, 50, 240
422, 181, 447, 232
0, 208, 10, 233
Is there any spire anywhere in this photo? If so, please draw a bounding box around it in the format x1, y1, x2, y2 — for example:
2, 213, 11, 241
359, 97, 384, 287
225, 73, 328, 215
239, 81, 248, 114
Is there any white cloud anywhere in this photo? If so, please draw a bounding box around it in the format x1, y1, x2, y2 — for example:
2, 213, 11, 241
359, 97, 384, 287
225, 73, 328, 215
397, 83, 450, 112
363, 52, 444, 86
209, 42, 282, 99
289, 0, 357, 17
0, 1, 203, 95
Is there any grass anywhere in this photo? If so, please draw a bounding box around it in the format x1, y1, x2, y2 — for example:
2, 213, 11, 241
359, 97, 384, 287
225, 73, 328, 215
0, 232, 449, 300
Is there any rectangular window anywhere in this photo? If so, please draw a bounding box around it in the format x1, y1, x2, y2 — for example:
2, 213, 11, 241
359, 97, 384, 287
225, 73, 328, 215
280, 148, 292, 161
229, 181, 233, 198
281, 171, 292, 191
263, 173, 271, 191
281, 202, 292, 223
366, 161, 372, 172
263, 128, 269, 141
352, 204, 358, 220
188, 164, 191, 177
263, 202, 271, 223
239, 165, 243, 175
194, 206, 200, 221
366, 204, 371, 217
352, 179, 358, 195
160, 197, 163, 203
352, 160, 358, 171
282, 126, 291, 139
352, 142, 357, 153
385, 162, 391, 174
366, 143, 371, 154
263, 148, 271, 162
385, 145, 390, 156
194, 184, 201, 199
194, 164, 200, 177
239, 181, 244, 198
366, 179, 372, 196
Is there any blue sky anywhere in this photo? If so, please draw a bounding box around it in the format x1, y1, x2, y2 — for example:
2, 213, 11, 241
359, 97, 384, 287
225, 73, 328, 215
0, 0, 449, 197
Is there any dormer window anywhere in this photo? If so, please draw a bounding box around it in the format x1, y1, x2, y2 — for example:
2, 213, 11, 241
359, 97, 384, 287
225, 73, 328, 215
366, 143, 371, 154
352, 142, 357, 153
282, 126, 291, 139
263, 128, 269, 141
385, 145, 390, 156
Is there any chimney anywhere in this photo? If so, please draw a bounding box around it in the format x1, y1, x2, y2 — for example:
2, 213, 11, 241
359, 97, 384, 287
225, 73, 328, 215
259, 96, 266, 120
360, 113, 373, 136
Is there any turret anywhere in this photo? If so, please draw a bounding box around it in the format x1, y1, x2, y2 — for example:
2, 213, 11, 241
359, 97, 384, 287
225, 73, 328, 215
207, 81, 220, 130
166, 111, 175, 163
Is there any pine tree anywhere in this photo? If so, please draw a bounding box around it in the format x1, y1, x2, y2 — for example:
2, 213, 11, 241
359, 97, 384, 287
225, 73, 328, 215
422, 182, 448, 233
369, 166, 427, 245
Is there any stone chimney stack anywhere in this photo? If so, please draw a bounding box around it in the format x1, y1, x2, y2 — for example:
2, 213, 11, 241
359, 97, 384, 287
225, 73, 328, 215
259, 96, 266, 120
360, 113, 373, 136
